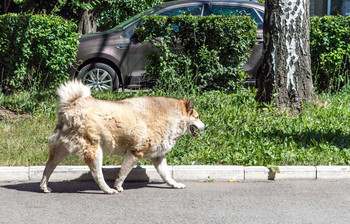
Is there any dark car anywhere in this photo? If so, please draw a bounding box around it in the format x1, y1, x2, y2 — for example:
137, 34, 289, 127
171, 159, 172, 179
73, 0, 264, 91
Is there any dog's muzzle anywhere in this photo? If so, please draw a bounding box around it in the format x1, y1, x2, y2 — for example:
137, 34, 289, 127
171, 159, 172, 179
189, 122, 206, 137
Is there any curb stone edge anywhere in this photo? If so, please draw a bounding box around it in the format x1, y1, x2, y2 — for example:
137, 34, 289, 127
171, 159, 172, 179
1, 165, 350, 182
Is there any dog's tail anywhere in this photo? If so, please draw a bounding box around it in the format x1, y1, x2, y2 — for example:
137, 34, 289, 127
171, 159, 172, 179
57, 79, 91, 107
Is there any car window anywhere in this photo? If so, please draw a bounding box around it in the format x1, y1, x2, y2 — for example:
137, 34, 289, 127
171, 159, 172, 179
108, 7, 158, 33
121, 5, 203, 39
121, 26, 137, 39
211, 5, 263, 29
158, 5, 203, 16
257, 10, 264, 21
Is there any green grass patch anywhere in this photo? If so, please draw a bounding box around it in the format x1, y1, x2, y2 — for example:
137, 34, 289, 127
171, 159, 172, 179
1, 88, 350, 166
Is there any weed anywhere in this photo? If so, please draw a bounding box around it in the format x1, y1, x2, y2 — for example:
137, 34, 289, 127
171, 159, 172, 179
204, 176, 214, 183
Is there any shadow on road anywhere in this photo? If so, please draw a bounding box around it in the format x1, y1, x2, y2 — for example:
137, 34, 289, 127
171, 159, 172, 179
1, 180, 168, 195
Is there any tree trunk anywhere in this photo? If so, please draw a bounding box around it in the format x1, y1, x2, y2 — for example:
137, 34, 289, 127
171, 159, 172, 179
256, 0, 316, 112
77, 9, 97, 35
2, 0, 11, 14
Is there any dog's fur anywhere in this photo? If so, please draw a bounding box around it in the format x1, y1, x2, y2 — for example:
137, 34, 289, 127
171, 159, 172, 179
40, 80, 206, 194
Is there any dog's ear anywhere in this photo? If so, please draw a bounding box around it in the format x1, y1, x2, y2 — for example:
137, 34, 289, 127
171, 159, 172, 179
185, 98, 194, 112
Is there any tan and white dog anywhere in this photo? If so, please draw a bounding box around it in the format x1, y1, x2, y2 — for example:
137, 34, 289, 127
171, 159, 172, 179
40, 80, 206, 194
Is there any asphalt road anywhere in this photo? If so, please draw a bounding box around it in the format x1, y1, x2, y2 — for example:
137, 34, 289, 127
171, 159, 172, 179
0, 179, 350, 224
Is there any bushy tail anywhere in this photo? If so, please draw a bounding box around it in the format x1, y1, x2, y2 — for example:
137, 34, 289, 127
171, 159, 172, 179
57, 79, 91, 107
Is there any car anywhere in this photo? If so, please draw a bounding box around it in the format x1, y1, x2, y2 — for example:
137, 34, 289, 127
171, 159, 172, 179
73, 0, 264, 91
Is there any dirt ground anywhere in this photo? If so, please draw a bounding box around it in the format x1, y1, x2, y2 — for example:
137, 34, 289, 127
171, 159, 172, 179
0, 106, 31, 122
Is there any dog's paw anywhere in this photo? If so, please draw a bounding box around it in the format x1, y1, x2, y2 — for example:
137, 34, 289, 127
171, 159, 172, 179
41, 186, 52, 193
105, 188, 119, 195
171, 182, 186, 189
115, 186, 124, 192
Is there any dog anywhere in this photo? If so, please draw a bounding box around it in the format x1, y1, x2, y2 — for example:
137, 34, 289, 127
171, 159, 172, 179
40, 79, 206, 194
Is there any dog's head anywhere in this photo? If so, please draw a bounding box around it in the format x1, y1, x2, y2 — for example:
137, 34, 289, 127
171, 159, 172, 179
184, 98, 206, 137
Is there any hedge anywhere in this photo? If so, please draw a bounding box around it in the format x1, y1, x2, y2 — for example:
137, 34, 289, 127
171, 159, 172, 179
135, 15, 257, 94
310, 15, 350, 92
0, 14, 79, 94
136, 15, 350, 94
1, 13, 349, 94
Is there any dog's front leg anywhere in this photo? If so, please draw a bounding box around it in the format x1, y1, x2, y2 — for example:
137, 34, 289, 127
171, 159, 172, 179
151, 156, 185, 189
114, 151, 139, 192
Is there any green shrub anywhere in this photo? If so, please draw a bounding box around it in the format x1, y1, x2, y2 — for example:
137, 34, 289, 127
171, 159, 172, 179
135, 15, 257, 94
0, 13, 79, 94
97, 0, 163, 30
310, 16, 350, 92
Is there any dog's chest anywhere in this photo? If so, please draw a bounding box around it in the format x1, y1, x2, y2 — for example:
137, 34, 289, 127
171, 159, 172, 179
145, 139, 175, 158
150, 120, 187, 157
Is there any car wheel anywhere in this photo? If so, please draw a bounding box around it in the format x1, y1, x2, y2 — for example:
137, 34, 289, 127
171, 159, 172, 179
77, 63, 119, 92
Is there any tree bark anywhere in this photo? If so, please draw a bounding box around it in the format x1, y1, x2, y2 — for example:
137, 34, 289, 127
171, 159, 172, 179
2, 0, 11, 14
77, 0, 98, 35
256, 0, 316, 112
78, 9, 97, 35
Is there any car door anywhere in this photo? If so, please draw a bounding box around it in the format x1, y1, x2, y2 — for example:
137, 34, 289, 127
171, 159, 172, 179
124, 3, 204, 88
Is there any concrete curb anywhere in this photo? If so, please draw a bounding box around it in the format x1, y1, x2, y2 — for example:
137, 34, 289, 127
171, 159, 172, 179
2, 165, 350, 182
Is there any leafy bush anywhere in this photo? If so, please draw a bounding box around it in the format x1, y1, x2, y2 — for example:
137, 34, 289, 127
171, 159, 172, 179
0, 13, 79, 94
98, 0, 163, 30
135, 15, 257, 94
310, 16, 350, 92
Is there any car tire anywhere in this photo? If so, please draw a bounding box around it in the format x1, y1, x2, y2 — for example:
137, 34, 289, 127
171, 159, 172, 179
77, 63, 119, 92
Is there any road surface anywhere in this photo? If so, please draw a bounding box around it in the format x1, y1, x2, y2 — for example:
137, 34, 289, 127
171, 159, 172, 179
0, 179, 350, 223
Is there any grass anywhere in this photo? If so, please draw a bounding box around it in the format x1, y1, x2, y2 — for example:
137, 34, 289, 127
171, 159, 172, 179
1, 87, 350, 166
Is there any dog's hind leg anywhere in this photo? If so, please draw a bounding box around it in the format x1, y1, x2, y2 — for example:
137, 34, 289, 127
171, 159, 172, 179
151, 156, 186, 189
85, 145, 118, 194
40, 144, 70, 193
114, 151, 140, 192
